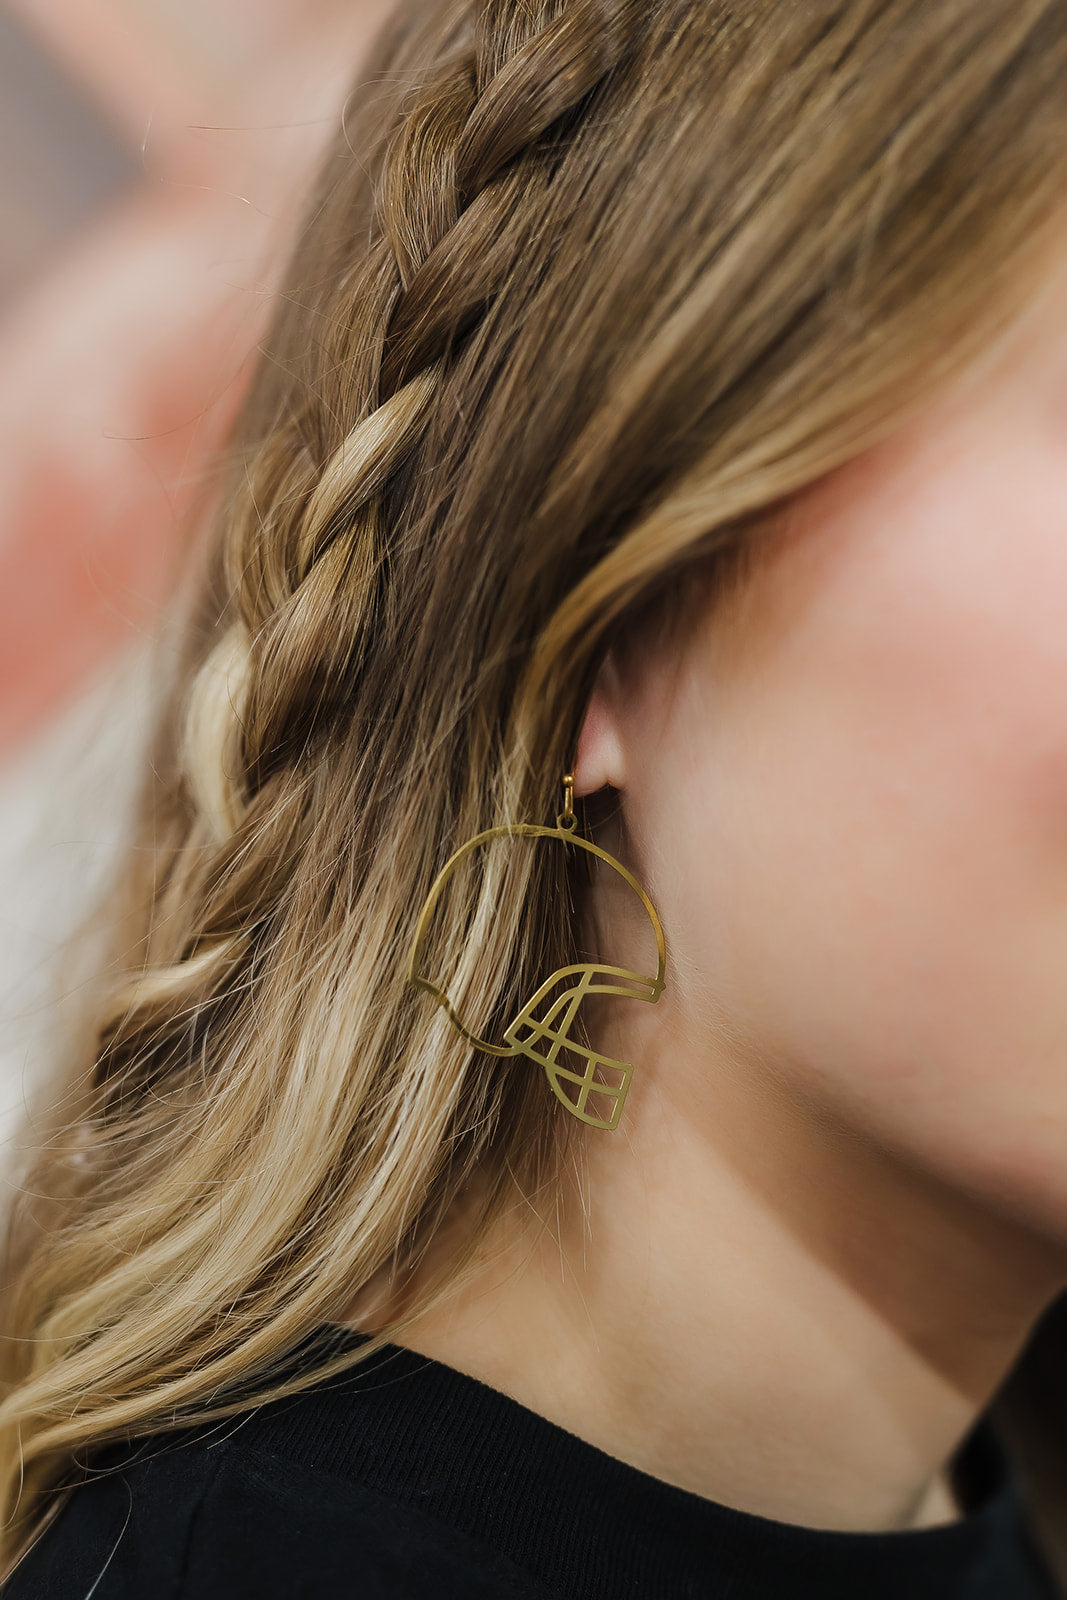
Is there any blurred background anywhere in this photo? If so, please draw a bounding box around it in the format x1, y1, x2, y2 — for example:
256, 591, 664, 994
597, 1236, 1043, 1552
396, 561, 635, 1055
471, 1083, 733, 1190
0, 0, 393, 1158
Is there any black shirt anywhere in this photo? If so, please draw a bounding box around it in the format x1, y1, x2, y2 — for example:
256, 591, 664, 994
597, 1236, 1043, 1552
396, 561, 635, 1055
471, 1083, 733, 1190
4, 1327, 1058, 1598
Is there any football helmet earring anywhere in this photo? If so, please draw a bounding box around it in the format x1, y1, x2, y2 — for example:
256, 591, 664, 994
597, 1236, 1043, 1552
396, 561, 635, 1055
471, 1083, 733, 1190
408, 773, 666, 1130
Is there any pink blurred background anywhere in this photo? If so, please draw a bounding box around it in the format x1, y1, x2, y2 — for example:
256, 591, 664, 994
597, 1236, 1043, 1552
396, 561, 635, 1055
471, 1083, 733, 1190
0, 0, 392, 1149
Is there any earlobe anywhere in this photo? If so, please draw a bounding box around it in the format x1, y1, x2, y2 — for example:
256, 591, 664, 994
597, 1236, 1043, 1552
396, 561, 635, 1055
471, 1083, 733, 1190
574, 655, 627, 798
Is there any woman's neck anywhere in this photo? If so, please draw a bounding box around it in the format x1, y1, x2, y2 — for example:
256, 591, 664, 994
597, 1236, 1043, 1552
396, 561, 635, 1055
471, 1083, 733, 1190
342, 1012, 1067, 1534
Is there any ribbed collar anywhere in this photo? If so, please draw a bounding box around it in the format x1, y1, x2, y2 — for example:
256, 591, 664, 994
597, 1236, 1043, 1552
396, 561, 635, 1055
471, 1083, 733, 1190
237, 1326, 1056, 1600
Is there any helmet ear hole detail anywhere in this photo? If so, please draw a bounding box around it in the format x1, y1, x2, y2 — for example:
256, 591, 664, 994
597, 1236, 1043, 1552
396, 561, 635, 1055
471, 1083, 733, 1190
409, 779, 666, 1130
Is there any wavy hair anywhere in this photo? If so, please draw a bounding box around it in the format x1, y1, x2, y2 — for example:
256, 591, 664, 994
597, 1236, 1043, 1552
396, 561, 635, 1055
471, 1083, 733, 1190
3, 0, 1067, 1581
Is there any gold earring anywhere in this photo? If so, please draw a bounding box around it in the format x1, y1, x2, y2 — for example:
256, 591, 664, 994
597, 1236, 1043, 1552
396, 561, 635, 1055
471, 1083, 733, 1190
408, 773, 666, 1131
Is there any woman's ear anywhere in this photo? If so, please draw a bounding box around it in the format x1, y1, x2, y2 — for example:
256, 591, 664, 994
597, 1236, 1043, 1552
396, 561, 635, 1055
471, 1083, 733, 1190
574, 650, 627, 799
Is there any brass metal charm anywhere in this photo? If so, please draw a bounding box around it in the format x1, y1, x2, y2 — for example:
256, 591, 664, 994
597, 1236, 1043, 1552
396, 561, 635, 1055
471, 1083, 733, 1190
408, 774, 666, 1130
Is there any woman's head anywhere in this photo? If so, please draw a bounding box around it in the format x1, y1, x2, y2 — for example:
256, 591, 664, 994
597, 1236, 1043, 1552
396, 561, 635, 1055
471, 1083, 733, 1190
3, 0, 1067, 1574
577, 235, 1067, 1239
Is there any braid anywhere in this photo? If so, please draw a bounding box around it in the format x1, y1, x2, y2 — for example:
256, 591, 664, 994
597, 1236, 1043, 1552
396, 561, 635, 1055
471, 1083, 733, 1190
97, 0, 648, 1099
225, 0, 647, 791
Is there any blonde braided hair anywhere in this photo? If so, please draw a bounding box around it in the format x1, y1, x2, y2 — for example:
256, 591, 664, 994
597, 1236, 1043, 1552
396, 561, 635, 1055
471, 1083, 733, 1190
4, 0, 1067, 1578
